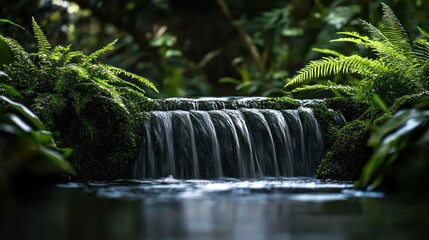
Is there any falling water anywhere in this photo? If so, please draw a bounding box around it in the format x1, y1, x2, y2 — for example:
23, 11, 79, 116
134, 98, 334, 179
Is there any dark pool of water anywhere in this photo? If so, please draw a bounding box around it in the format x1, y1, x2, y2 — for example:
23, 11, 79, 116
1, 177, 428, 240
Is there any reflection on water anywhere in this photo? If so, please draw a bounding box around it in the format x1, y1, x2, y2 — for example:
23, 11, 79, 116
1, 178, 428, 240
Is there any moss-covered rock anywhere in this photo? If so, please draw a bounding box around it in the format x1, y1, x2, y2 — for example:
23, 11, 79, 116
317, 120, 372, 181
309, 104, 340, 151
54, 95, 158, 180
326, 97, 370, 121
259, 96, 301, 110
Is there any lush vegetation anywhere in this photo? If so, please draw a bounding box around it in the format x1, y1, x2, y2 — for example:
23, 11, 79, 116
286, 3, 429, 105
2, 0, 428, 97
0, 79, 74, 190
1, 1, 429, 195
0, 18, 158, 185
286, 3, 429, 192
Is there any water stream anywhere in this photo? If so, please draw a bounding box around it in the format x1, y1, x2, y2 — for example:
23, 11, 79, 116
1, 178, 428, 240
2, 98, 427, 239
133, 98, 325, 179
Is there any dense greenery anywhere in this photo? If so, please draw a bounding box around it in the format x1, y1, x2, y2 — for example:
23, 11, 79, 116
287, 3, 429, 192
286, 3, 429, 106
1, 1, 429, 195
356, 106, 429, 193
2, 0, 428, 97
0, 81, 74, 189
0, 19, 158, 180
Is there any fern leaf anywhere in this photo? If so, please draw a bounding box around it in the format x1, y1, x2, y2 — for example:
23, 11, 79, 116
32, 17, 51, 54
290, 83, 357, 96
333, 32, 407, 64
60, 51, 84, 66
93, 78, 128, 112
54, 65, 90, 94
312, 48, 344, 57
286, 55, 386, 86
334, 31, 371, 42
0, 35, 31, 65
379, 3, 412, 55
360, 19, 386, 41
413, 39, 429, 62
417, 26, 429, 39
105, 65, 159, 93
331, 37, 368, 46
85, 39, 117, 62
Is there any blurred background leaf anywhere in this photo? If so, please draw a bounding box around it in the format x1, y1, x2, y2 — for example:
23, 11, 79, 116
1, 0, 428, 98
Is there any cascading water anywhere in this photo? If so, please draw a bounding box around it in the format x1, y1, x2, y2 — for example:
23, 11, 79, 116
133, 98, 333, 179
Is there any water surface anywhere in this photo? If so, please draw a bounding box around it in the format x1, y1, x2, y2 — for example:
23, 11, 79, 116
1, 177, 428, 240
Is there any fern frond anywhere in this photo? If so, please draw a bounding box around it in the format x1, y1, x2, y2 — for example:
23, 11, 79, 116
412, 40, 429, 85
417, 26, 429, 39
105, 77, 146, 95
379, 3, 412, 55
31, 17, 51, 54
92, 78, 128, 111
360, 19, 386, 41
334, 31, 371, 42
105, 65, 159, 93
0, 35, 31, 64
333, 32, 407, 64
312, 48, 344, 57
413, 39, 429, 62
290, 83, 357, 96
54, 65, 90, 94
286, 55, 386, 86
60, 51, 84, 66
85, 39, 117, 63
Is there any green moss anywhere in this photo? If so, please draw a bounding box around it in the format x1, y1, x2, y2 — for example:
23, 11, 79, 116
326, 97, 370, 121
310, 104, 339, 150
53, 95, 157, 180
259, 96, 300, 110
317, 120, 372, 181
289, 84, 355, 99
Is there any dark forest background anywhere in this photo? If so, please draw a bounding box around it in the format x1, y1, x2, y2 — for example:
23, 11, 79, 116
1, 0, 428, 98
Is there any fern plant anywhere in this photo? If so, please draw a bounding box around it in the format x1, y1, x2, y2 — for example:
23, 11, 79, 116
286, 3, 429, 105
0, 18, 158, 127
0, 18, 160, 179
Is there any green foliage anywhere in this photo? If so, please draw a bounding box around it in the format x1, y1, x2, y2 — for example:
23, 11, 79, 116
0, 89, 74, 189
31, 17, 52, 55
0, 19, 24, 30
289, 82, 356, 99
0, 19, 159, 179
218, 1, 302, 96
356, 109, 429, 192
147, 28, 210, 97
286, 3, 428, 105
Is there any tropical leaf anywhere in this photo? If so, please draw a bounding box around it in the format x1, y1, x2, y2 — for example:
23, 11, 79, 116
356, 109, 429, 190
0, 95, 45, 130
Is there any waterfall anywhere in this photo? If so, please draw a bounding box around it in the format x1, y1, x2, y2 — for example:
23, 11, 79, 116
134, 98, 330, 179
